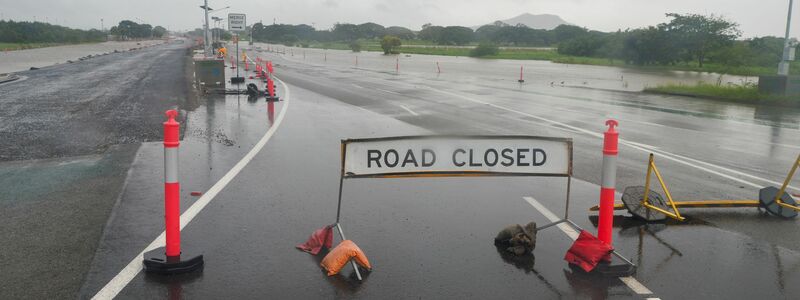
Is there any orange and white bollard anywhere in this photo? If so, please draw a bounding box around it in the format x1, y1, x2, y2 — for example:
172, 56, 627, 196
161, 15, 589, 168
598, 120, 619, 246
143, 110, 203, 274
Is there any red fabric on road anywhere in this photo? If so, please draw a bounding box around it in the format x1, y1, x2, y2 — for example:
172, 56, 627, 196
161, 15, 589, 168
564, 230, 614, 272
296, 225, 334, 255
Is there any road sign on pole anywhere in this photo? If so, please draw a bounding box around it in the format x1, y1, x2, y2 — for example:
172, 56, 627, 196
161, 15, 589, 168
228, 13, 246, 32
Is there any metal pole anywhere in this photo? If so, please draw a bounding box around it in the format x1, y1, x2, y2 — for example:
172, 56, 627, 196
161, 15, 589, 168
335, 223, 363, 280
335, 174, 344, 223
564, 177, 572, 219
236, 35, 240, 78
779, 0, 794, 75
203, 0, 211, 57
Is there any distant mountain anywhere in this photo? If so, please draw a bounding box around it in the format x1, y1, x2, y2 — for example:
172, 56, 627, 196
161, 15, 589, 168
472, 13, 572, 30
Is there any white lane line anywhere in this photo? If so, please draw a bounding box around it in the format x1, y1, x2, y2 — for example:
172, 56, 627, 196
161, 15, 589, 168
620, 277, 654, 295
376, 87, 401, 95
523, 196, 578, 239
428, 87, 798, 192
522, 196, 655, 297
397, 104, 420, 116
92, 77, 292, 300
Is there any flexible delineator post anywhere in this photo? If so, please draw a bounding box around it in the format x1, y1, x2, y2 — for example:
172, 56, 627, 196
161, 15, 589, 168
598, 120, 619, 245
267, 78, 275, 99
142, 109, 203, 274
396, 57, 399, 73
518, 66, 524, 82
163, 110, 181, 257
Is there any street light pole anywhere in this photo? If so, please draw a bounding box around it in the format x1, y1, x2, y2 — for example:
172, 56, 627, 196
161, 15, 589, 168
779, 0, 794, 76
203, 0, 211, 57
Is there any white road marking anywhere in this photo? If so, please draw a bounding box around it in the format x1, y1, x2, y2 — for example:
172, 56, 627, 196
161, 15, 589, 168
376, 87, 401, 95
523, 196, 578, 239
428, 87, 799, 192
92, 77, 292, 300
397, 104, 419, 116
620, 277, 654, 295
522, 196, 655, 297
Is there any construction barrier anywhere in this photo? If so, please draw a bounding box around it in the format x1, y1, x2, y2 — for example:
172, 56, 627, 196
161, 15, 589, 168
590, 153, 800, 221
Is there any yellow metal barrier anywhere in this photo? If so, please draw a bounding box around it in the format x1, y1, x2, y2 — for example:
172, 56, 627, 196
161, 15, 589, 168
590, 153, 800, 221
642, 154, 685, 221
774, 153, 800, 212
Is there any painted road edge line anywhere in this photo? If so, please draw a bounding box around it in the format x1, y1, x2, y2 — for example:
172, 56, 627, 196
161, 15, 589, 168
429, 87, 798, 192
522, 196, 655, 297
91, 78, 291, 300
397, 104, 419, 116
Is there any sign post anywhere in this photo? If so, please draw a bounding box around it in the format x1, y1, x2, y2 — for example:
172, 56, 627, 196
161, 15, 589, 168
229, 14, 246, 83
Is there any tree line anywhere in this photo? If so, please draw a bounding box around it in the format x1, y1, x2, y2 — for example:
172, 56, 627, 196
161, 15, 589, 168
108, 20, 167, 39
247, 13, 792, 69
0, 20, 167, 44
0, 20, 106, 43
555, 13, 787, 68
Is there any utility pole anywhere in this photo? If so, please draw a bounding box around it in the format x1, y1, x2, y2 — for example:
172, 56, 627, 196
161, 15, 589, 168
779, 0, 795, 76
101, 18, 104, 31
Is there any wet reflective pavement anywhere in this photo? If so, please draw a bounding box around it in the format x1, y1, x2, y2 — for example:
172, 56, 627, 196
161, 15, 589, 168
80, 45, 800, 298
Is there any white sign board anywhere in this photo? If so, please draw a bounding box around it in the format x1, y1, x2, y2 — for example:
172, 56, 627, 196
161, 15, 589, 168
228, 13, 246, 32
342, 136, 572, 178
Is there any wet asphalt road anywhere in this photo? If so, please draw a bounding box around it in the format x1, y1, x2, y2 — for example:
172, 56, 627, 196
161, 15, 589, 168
265, 45, 800, 252
0, 40, 191, 299
78, 44, 800, 299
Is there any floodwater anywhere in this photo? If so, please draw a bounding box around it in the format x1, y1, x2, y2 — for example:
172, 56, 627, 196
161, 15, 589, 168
0, 40, 166, 74
263, 43, 757, 92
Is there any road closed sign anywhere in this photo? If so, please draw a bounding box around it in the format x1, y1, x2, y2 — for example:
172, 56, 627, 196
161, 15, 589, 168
228, 13, 246, 32
341, 136, 572, 178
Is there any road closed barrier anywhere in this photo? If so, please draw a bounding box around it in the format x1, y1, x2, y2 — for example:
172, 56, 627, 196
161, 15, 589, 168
297, 132, 636, 281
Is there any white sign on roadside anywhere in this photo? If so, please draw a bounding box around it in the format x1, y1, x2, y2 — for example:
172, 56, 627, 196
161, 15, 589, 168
342, 136, 572, 178
228, 13, 246, 32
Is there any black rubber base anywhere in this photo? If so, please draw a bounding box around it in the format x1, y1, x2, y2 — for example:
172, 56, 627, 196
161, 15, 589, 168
230, 77, 245, 84
143, 247, 204, 275
759, 186, 798, 218
267, 96, 281, 101
594, 261, 636, 277
518, 80, 525, 83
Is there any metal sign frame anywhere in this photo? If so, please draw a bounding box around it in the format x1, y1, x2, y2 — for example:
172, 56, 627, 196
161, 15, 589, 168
333, 135, 594, 280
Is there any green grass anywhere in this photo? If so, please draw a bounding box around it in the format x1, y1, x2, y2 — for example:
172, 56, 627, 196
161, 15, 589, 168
644, 83, 799, 106
300, 40, 798, 77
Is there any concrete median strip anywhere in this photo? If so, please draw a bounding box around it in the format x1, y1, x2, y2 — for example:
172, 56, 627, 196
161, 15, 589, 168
91, 78, 291, 299
523, 196, 657, 297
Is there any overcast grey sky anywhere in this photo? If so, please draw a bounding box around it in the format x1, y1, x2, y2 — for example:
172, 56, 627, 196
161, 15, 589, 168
0, 0, 796, 38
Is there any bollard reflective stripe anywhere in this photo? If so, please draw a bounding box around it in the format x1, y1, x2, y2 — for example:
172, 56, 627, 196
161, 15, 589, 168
163, 110, 181, 257
598, 119, 619, 246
